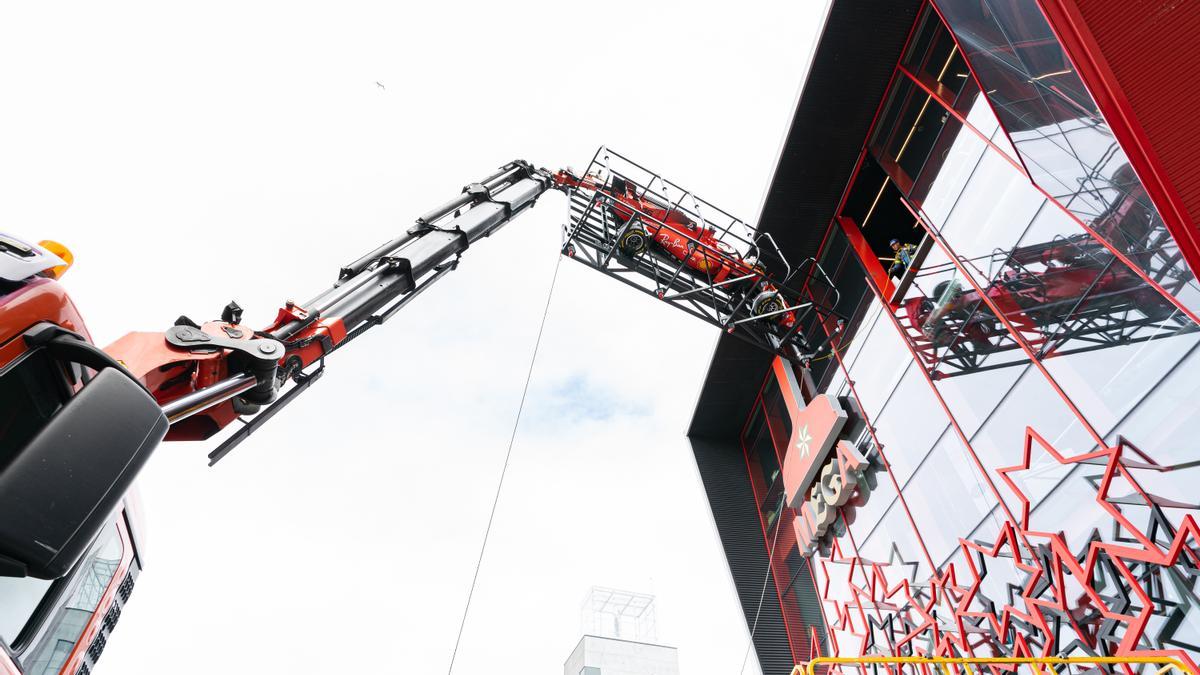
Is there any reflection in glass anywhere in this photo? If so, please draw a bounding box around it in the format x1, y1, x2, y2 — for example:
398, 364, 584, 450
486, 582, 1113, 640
21, 523, 123, 675
934, 145, 1047, 262
905, 168, 1196, 380
935, 0, 1200, 312
897, 262, 1030, 378
859, 502, 930, 586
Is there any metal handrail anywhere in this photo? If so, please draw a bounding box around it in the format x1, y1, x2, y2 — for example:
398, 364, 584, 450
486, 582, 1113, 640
795, 655, 1195, 675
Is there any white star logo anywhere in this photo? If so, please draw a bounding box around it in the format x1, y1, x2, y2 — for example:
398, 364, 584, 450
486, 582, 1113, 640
796, 424, 812, 458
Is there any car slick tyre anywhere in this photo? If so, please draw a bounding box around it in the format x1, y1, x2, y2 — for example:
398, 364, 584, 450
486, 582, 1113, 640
618, 227, 649, 256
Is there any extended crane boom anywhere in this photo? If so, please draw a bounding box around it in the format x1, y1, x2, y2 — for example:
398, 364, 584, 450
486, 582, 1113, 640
103, 151, 846, 465
281, 159, 552, 341
106, 159, 555, 464
0, 148, 844, 589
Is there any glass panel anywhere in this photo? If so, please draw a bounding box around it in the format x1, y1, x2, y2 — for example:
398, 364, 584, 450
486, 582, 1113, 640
859, 500, 931, 584
823, 364, 847, 400
815, 224, 851, 311
936, 0, 1200, 313
957, 515, 1027, 616
963, 87, 1000, 138
1042, 328, 1200, 435
911, 135, 1198, 384
741, 391, 816, 662
1090, 343, 1200, 551
21, 522, 123, 675
895, 431, 1003, 563
1101, 344, 1200, 468
898, 87, 954, 185
839, 302, 883, 373
1001, 193, 1198, 373
907, 111, 968, 208
841, 314, 911, 415
902, 6, 958, 82
810, 556, 867, 656
933, 363, 1026, 437
898, 256, 1031, 378
762, 374, 792, 454
955, 367, 1094, 518
933, 146, 1047, 264
812, 224, 880, 390
902, 5, 974, 106
742, 401, 784, 528
838, 430, 897, 546
872, 75, 968, 199
868, 367, 950, 484
781, 547, 823, 658
1026, 360, 1200, 655
984, 107, 1021, 165
916, 116, 987, 226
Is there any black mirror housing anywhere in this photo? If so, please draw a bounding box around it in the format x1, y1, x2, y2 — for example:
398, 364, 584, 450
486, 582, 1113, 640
0, 367, 167, 579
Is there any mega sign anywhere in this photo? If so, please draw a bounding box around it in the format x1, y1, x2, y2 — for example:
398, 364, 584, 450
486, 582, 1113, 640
788, 439, 869, 556
771, 359, 873, 557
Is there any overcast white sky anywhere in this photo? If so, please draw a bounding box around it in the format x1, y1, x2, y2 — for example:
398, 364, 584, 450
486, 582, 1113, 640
0, 2, 828, 673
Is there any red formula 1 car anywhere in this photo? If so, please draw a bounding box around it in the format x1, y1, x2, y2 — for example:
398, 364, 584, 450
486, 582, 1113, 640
552, 169, 797, 328
903, 234, 1177, 354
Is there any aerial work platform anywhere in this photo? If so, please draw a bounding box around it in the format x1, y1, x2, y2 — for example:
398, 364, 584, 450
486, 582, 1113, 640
556, 147, 844, 364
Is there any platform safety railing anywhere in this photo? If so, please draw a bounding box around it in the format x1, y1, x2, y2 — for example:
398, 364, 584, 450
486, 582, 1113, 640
793, 656, 1196, 675
560, 146, 845, 363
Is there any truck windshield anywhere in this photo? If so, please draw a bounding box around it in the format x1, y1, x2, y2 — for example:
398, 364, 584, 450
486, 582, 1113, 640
20, 522, 123, 675
0, 522, 123, 672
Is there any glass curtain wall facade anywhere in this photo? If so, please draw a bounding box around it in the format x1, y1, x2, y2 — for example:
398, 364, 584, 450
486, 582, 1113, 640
740, 0, 1200, 667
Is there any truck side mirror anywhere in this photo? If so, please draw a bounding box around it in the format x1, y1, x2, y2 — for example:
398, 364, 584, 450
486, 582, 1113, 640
0, 328, 168, 580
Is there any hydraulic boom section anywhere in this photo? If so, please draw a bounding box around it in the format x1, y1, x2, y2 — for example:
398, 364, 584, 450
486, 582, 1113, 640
106, 159, 554, 463
104, 149, 846, 466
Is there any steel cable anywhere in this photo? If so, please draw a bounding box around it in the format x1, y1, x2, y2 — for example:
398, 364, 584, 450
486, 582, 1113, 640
740, 493, 787, 675
446, 252, 563, 675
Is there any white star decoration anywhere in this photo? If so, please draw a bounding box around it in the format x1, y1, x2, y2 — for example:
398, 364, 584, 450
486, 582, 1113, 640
797, 424, 812, 457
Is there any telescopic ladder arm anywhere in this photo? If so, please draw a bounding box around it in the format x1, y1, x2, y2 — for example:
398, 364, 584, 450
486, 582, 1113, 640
105, 160, 555, 464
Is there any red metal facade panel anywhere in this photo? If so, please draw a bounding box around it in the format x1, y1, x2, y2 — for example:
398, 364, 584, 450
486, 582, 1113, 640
1042, 0, 1200, 274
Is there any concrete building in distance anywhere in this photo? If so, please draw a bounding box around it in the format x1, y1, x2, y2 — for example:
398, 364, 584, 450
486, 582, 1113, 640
564, 588, 680, 675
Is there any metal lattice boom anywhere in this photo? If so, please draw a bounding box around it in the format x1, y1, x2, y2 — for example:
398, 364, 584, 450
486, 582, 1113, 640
557, 147, 844, 364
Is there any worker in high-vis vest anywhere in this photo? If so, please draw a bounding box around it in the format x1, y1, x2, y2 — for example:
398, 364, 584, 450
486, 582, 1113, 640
887, 238, 917, 278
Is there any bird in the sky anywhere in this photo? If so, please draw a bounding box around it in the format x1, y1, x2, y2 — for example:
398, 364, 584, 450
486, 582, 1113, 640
375, 81, 385, 90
